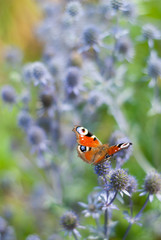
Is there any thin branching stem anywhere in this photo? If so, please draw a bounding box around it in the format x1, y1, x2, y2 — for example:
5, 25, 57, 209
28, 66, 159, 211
104, 191, 117, 238
104, 208, 108, 239
107, 191, 118, 207
123, 194, 150, 240
122, 223, 132, 240
72, 231, 78, 240
135, 194, 149, 219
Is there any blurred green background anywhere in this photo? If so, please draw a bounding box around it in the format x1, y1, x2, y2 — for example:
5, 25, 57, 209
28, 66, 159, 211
0, 0, 161, 239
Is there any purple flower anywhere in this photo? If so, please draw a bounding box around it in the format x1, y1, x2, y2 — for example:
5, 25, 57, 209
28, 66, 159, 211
140, 171, 161, 202
1, 85, 17, 104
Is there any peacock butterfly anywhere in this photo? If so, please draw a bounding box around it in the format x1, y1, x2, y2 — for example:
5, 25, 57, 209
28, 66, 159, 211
72, 125, 132, 165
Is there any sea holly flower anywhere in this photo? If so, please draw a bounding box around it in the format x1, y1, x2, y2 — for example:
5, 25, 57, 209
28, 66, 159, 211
115, 36, 134, 61
78, 192, 103, 219
27, 125, 48, 153
80, 26, 110, 53
1, 85, 17, 104
126, 175, 138, 195
60, 211, 84, 238
94, 161, 111, 177
123, 211, 142, 226
109, 169, 130, 197
65, 1, 83, 21
98, 191, 119, 211
140, 171, 161, 202
121, 2, 137, 21
141, 24, 161, 48
31, 62, 54, 86
17, 111, 33, 131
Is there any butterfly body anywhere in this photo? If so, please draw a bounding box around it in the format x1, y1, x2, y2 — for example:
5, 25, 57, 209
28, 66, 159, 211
73, 125, 132, 165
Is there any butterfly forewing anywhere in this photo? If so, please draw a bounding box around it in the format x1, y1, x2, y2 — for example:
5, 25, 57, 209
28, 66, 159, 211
73, 125, 102, 147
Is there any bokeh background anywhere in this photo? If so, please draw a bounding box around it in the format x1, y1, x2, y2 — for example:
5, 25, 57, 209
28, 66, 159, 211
0, 0, 161, 239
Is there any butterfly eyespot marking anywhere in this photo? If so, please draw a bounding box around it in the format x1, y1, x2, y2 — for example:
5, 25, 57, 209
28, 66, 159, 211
78, 145, 91, 152
117, 142, 132, 149
91, 135, 97, 141
76, 126, 88, 135
105, 154, 111, 159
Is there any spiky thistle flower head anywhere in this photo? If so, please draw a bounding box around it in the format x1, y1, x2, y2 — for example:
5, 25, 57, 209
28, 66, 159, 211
94, 161, 111, 177
144, 172, 161, 195
140, 171, 161, 202
109, 168, 130, 196
61, 211, 78, 231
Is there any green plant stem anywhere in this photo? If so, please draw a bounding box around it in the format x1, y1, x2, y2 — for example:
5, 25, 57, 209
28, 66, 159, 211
104, 208, 109, 239
134, 194, 149, 219
122, 223, 132, 240
123, 194, 149, 240
107, 191, 117, 207
104, 191, 117, 239
72, 231, 78, 240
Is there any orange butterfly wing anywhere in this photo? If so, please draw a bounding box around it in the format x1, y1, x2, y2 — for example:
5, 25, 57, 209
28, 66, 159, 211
72, 125, 102, 147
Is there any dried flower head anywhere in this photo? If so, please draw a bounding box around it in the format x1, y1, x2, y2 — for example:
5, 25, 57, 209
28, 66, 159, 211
1, 85, 16, 104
